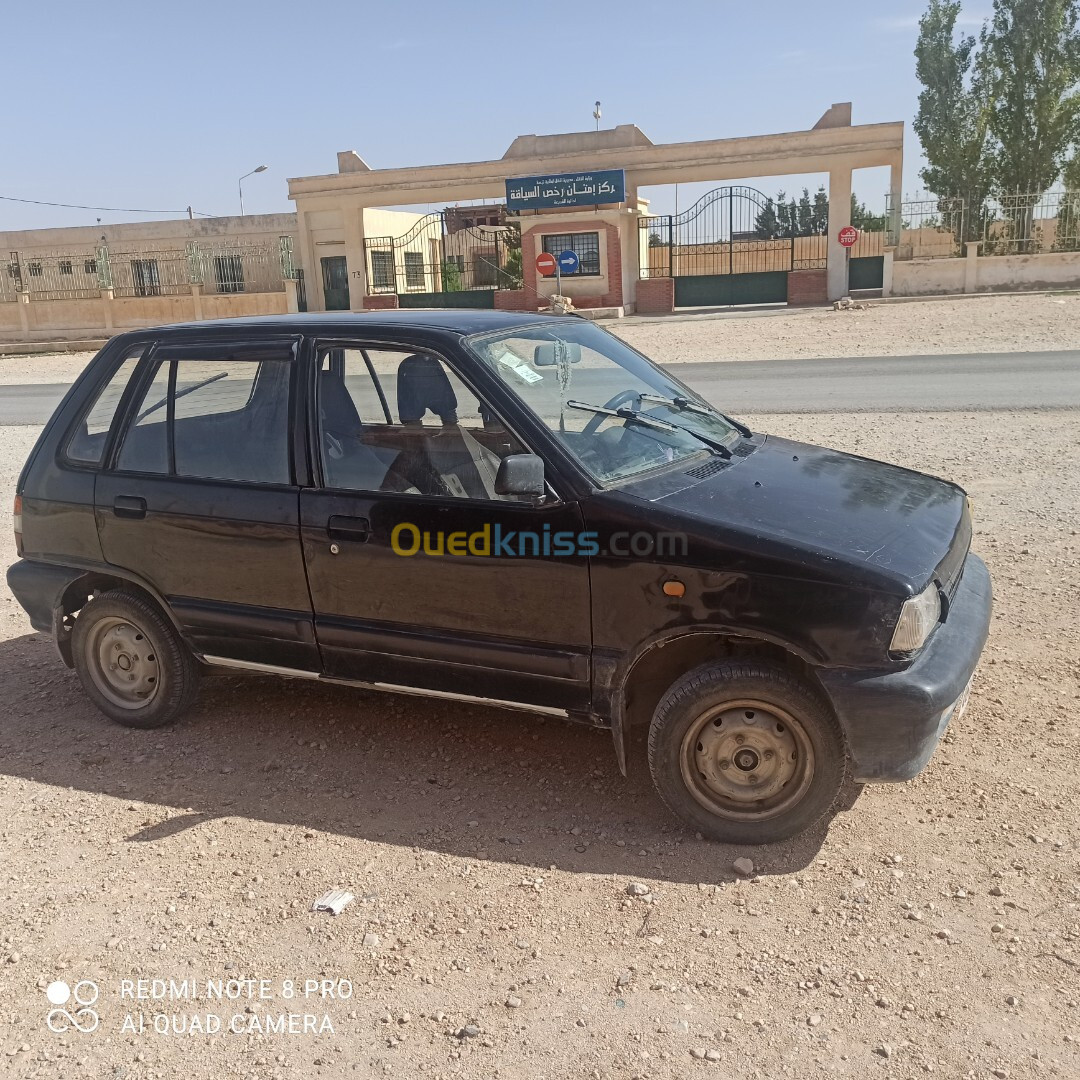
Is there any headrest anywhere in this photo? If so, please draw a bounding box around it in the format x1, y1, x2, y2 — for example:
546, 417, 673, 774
397, 354, 458, 425
318, 369, 362, 431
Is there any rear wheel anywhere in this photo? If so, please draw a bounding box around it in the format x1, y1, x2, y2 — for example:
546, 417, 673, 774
72, 589, 199, 729
648, 660, 847, 844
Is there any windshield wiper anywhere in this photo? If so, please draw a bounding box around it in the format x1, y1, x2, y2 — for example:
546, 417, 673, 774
639, 392, 753, 439
136, 371, 229, 424
566, 399, 731, 458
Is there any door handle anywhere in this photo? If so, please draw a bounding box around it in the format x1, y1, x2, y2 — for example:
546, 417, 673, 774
327, 515, 371, 542
113, 495, 147, 519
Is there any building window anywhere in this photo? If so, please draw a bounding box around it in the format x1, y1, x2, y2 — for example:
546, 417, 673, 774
28, 261, 43, 277
84, 258, 97, 275
131, 258, 161, 297
541, 232, 601, 276
214, 254, 245, 294
59, 259, 73, 275
370, 250, 395, 290
403, 251, 425, 289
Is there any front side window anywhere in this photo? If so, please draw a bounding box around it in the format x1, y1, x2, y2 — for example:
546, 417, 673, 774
466, 320, 742, 486
116, 346, 292, 484
542, 232, 601, 276
65, 348, 144, 464
316, 345, 528, 501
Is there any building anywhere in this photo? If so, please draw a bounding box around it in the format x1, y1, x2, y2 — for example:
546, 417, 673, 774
0, 209, 423, 345
287, 104, 905, 314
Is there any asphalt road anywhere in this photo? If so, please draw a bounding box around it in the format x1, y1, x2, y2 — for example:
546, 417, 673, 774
2, 350, 1079, 425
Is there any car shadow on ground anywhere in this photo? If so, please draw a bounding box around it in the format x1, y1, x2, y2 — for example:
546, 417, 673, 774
0, 632, 861, 884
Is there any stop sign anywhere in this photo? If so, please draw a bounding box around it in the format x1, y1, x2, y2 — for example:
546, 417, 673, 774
838, 226, 859, 248
535, 252, 558, 276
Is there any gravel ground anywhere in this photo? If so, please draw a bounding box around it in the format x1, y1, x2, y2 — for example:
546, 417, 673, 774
1, 402, 1078, 1080
2, 292, 1080, 388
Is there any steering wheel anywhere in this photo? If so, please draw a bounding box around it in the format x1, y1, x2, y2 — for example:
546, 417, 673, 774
582, 389, 644, 435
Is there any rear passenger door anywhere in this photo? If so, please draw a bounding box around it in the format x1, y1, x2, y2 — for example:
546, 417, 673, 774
95, 339, 318, 671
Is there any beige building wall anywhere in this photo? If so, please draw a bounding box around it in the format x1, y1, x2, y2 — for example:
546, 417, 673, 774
889, 249, 1080, 297
0, 207, 425, 342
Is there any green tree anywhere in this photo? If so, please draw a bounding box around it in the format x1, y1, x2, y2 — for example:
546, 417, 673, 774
754, 197, 781, 239
913, 0, 995, 241
500, 221, 523, 287
851, 195, 887, 231
811, 186, 829, 234
1059, 152, 1080, 248
797, 188, 814, 235
982, 0, 1080, 198
440, 259, 462, 293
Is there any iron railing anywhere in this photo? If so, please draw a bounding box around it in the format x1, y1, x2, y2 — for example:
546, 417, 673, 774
887, 196, 967, 258
982, 190, 1080, 255
887, 190, 1080, 257
640, 185, 885, 277
363, 211, 520, 295
4, 250, 105, 300
1, 238, 293, 302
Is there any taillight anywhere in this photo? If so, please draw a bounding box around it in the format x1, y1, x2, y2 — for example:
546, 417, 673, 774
13, 494, 22, 556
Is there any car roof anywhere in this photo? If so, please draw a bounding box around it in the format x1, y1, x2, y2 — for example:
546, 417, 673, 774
147, 310, 575, 337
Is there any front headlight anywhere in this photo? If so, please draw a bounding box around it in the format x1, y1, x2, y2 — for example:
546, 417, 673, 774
890, 582, 941, 654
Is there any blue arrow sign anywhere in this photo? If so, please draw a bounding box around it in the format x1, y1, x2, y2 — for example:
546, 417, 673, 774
557, 249, 580, 274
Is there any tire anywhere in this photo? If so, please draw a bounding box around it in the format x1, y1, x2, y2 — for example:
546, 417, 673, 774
648, 660, 847, 845
71, 589, 199, 729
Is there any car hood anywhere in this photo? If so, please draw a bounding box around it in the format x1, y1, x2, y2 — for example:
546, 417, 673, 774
647, 435, 968, 592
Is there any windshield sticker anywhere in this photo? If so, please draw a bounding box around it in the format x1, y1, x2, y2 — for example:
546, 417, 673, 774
495, 350, 543, 385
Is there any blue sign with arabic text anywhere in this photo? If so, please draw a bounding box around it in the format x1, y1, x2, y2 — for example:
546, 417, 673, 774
506, 169, 626, 212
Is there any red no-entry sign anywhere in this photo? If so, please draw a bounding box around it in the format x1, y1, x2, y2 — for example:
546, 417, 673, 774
838, 226, 859, 248
535, 252, 558, 276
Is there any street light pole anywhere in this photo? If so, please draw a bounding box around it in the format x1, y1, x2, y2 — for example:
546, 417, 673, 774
238, 165, 269, 216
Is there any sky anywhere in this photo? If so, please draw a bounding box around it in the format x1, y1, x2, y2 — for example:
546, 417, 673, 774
1, 0, 992, 232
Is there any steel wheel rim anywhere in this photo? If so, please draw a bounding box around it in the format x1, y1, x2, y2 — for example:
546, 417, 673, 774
85, 616, 162, 710
679, 698, 815, 822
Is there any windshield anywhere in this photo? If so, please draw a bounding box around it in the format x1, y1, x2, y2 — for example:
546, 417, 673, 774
465, 320, 743, 485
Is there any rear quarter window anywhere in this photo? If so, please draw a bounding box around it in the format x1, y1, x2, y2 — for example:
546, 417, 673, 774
114, 345, 294, 485
65, 349, 144, 465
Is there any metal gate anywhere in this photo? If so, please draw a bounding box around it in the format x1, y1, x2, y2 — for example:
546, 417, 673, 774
639, 186, 828, 307
364, 212, 521, 307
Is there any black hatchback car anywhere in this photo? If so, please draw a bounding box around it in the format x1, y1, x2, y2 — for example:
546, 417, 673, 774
8, 312, 991, 844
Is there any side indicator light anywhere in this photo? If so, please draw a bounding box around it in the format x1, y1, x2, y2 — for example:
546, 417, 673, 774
662, 580, 685, 598
13, 494, 23, 556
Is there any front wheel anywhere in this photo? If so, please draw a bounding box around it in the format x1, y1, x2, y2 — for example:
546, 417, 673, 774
648, 660, 847, 844
71, 589, 199, 729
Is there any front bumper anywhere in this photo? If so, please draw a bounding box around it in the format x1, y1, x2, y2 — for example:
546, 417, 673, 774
819, 553, 992, 783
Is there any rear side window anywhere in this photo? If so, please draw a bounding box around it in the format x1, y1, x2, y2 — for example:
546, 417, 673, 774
65, 349, 143, 464
114, 344, 293, 485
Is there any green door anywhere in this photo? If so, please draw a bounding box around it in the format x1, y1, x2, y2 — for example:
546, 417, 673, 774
321, 256, 350, 311
849, 256, 884, 291
674, 271, 788, 307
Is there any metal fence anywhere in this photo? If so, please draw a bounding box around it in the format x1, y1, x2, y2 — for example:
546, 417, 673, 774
888, 190, 1080, 258
5, 250, 105, 300
887, 196, 967, 258
2, 238, 293, 301
982, 190, 1080, 255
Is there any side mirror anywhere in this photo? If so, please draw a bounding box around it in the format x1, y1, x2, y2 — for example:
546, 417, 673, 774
495, 453, 546, 497
533, 342, 582, 367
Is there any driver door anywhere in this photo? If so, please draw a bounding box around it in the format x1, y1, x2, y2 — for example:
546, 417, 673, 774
298, 341, 593, 712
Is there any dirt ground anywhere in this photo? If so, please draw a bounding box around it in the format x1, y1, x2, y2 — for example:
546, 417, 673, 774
1, 395, 1078, 1079
2, 291, 1080, 387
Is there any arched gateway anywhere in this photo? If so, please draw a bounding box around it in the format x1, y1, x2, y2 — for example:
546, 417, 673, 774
287, 104, 903, 314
